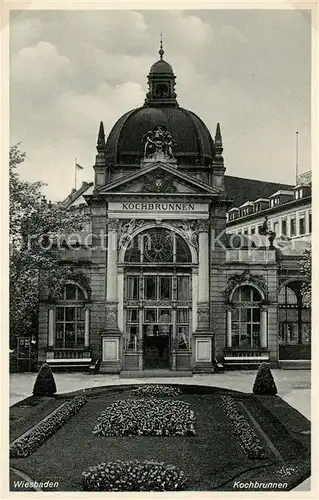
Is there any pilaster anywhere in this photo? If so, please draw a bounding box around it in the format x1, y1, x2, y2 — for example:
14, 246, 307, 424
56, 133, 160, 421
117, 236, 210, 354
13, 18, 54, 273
193, 220, 214, 372
100, 218, 122, 373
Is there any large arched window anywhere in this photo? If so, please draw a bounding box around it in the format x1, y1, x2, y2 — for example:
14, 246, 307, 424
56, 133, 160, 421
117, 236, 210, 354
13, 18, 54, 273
278, 282, 311, 344
124, 228, 192, 263
231, 286, 262, 348
123, 228, 192, 359
55, 283, 87, 348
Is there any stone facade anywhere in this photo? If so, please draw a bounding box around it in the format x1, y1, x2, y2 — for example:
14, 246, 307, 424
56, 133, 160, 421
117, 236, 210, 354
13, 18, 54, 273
37, 45, 311, 372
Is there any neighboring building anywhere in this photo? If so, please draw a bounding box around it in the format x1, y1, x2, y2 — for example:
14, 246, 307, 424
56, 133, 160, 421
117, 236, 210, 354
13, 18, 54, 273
226, 181, 311, 242
38, 44, 311, 373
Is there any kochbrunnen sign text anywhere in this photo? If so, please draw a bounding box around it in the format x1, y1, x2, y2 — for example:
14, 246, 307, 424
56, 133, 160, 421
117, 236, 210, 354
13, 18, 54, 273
107, 202, 209, 219
121, 202, 195, 211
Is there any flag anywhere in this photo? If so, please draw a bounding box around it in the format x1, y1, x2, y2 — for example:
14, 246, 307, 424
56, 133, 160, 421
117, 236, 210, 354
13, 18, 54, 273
75, 162, 84, 170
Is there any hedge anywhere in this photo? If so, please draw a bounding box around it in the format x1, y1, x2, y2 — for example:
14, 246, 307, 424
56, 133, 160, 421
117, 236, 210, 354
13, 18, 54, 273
220, 395, 267, 459
10, 396, 87, 458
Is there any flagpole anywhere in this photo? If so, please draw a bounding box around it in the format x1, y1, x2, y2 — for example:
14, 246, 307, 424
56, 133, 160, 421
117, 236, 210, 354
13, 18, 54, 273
75, 157, 77, 190
295, 131, 299, 185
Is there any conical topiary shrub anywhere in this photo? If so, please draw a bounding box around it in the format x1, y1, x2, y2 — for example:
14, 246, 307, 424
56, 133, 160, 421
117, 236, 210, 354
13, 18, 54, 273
253, 362, 277, 395
33, 363, 57, 396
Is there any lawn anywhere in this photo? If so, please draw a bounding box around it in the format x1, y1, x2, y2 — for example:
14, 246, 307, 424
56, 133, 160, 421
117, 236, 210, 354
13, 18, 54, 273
10, 385, 310, 491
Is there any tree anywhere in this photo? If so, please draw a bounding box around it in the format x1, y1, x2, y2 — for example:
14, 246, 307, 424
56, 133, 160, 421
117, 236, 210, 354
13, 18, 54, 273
300, 247, 311, 307
253, 363, 277, 395
9, 144, 87, 344
33, 363, 57, 396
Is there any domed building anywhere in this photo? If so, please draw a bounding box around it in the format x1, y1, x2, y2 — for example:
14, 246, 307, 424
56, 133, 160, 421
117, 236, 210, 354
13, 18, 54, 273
39, 42, 311, 373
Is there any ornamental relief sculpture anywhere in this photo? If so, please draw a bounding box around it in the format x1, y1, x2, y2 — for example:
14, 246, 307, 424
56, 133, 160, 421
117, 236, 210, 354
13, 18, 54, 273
225, 270, 268, 300
142, 172, 177, 193
173, 220, 210, 251
106, 218, 211, 254
197, 220, 210, 232
118, 219, 147, 248
179, 221, 198, 250
105, 304, 118, 325
197, 304, 209, 324
142, 125, 176, 161
107, 219, 120, 231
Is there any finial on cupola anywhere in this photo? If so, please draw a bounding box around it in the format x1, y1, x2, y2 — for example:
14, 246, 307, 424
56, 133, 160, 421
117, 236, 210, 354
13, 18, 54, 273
97, 121, 106, 152
215, 122, 222, 145
159, 33, 164, 60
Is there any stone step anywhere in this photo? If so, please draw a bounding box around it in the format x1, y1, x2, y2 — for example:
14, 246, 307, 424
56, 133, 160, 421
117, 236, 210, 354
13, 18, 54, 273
119, 369, 193, 378
99, 362, 121, 374
278, 360, 311, 370
193, 367, 215, 373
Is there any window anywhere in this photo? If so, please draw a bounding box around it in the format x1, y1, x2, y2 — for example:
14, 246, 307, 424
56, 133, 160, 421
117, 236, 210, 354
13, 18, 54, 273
250, 227, 255, 235
125, 229, 192, 264
55, 284, 87, 348
176, 309, 189, 349
273, 221, 279, 235
159, 276, 172, 300
299, 216, 305, 235
158, 309, 171, 323
231, 286, 262, 348
158, 309, 172, 335
145, 276, 157, 299
143, 276, 173, 301
155, 82, 169, 98
290, 218, 296, 236
125, 308, 139, 350
127, 276, 139, 299
281, 219, 287, 236
279, 286, 297, 305
144, 309, 157, 323
299, 189, 303, 198
177, 276, 190, 300
125, 234, 141, 262
144, 231, 173, 262
278, 283, 311, 345
176, 235, 192, 262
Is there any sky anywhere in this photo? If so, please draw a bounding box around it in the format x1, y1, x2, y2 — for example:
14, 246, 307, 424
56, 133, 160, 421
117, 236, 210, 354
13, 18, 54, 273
9, 8, 311, 202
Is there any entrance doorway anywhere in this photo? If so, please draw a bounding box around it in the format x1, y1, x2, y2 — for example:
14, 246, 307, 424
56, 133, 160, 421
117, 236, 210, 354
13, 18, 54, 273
143, 325, 171, 369
143, 310, 172, 369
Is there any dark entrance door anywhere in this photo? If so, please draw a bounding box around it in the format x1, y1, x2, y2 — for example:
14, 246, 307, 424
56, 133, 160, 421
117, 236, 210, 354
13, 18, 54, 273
143, 324, 170, 369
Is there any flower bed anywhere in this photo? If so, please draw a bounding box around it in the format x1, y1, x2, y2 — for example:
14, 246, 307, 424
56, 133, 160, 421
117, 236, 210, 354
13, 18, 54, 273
10, 396, 87, 458
82, 460, 188, 491
220, 395, 267, 459
132, 385, 182, 397
93, 399, 195, 436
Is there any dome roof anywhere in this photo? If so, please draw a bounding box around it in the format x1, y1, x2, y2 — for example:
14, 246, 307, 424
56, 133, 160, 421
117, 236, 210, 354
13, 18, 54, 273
105, 106, 214, 165
149, 58, 174, 74
103, 40, 215, 167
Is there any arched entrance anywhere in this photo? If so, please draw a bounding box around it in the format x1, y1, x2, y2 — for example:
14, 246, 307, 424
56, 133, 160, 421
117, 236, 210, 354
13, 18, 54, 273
122, 227, 194, 370
278, 281, 311, 360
